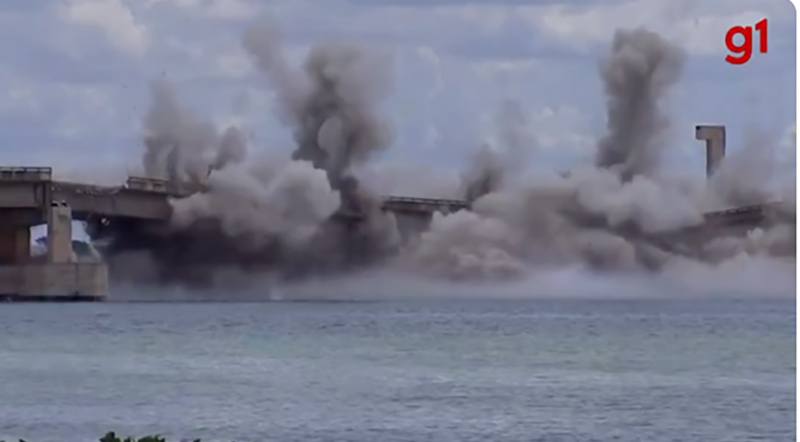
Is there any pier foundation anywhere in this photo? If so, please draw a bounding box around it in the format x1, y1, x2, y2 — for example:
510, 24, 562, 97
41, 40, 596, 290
0, 168, 108, 301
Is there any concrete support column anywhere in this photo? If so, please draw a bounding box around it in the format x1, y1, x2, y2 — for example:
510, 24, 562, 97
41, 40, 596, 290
47, 201, 73, 263
695, 125, 726, 177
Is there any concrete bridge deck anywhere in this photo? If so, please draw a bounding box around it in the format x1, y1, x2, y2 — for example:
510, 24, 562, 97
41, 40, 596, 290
0, 126, 791, 295
0, 170, 472, 222
0, 167, 793, 233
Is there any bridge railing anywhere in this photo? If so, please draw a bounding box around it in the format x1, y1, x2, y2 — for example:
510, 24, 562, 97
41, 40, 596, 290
126, 176, 170, 193
383, 196, 469, 207
52, 182, 122, 196
0, 167, 53, 182
703, 201, 787, 219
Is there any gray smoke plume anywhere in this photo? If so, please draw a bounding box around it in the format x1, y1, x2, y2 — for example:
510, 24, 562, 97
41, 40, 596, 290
595, 28, 685, 181
242, 18, 395, 189
708, 130, 780, 207
142, 79, 248, 189
99, 19, 402, 287
87, 22, 793, 294
121, 74, 345, 286
461, 100, 536, 202
394, 27, 793, 282
242, 18, 400, 259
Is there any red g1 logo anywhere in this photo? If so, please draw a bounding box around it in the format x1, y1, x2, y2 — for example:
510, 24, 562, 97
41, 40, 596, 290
725, 18, 768, 65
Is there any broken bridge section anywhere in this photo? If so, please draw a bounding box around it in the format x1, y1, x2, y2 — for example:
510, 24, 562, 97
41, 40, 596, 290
0, 121, 793, 292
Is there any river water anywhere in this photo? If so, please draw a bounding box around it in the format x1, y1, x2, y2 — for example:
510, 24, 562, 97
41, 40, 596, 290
0, 299, 794, 442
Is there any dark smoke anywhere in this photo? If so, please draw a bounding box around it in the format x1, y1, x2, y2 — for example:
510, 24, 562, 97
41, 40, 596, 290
595, 28, 685, 181
242, 19, 401, 261
242, 18, 395, 190
394, 26, 792, 281
97, 19, 401, 287
142, 79, 248, 190
85, 21, 793, 294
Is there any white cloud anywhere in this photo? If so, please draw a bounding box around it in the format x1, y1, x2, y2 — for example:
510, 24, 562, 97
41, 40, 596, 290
216, 52, 254, 79
162, 36, 207, 60
0, 88, 40, 117
529, 105, 593, 151
59, 0, 150, 56
472, 59, 538, 78
518, 0, 783, 55
200, 0, 257, 19
145, 0, 258, 20
0, 0, 792, 179
0, 70, 42, 115
57, 84, 116, 115
475, 103, 591, 155
444, 6, 509, 33
779, 121, 796, 161
424, 125, 442, 150
416, 45, 443, 93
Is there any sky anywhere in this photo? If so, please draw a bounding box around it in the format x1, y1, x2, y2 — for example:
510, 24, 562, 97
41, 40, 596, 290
0, 0, 796, 188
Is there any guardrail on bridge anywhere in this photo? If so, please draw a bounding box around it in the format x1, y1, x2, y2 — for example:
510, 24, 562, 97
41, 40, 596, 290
382, 196, 470, 208
0, 167, 53, 182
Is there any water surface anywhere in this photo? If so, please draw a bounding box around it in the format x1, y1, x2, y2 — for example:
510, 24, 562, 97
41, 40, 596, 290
0, 299, 794, 442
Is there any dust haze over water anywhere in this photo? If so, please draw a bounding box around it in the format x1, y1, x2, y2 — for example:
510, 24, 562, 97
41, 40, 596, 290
93, 20, 796, 299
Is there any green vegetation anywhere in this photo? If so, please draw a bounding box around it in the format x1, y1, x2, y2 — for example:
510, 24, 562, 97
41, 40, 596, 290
4, 432, 201, 442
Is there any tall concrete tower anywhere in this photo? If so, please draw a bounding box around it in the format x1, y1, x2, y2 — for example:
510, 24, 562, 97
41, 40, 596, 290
47, 201, 73, 263
695, 125, 726, 177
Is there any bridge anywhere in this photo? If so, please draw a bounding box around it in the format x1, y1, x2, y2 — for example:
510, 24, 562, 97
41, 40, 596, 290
0, 123, 764, 227
0, 170, 471, 223
0, 166, 790, 239
0, 167, 785, 218
0, 123, 794, 296
0, 167, 790, 297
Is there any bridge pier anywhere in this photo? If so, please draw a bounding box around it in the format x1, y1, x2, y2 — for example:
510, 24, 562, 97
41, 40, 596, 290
47, 201, 73, 263
0, 167, 107, 301
695, 125, 726, 177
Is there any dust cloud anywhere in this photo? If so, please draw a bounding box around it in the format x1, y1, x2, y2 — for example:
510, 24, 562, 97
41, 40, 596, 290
89, 23, 794, 298
595, 28, 685, 181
